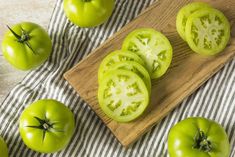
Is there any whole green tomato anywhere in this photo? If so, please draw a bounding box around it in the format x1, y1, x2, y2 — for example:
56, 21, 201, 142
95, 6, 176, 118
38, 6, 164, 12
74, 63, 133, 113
0, 136, 8, 157
63, 0, 115, 27
168, 117, 230, 157
19, 99, 75, 153
1, 22, 52, 70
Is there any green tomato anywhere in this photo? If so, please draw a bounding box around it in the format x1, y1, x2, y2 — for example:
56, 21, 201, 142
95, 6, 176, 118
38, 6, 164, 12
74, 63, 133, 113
0, 136, 8, 157
98, 50, 145, 84
185, 8, 230, 55
176, 2, 211, 41
1, 22, 52, 70
98, 69, 149, 122
109, 61, 151, 93
168, 117, 230, 157
63, 0, 115, 27
19, 99, 75, 153
122, 28, 173, 79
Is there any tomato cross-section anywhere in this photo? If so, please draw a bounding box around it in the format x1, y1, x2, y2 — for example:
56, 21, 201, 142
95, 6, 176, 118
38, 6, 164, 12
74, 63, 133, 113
110, 61, 151, 93
98, 50, 145, 83
98, 69, 149, 122
176, 2, 211, 41
122, 28, 173, 79
185, 8, 230, 55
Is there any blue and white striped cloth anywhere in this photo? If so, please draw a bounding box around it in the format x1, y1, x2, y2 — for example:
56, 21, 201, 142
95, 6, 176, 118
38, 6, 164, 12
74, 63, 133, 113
0, 0, 234, 156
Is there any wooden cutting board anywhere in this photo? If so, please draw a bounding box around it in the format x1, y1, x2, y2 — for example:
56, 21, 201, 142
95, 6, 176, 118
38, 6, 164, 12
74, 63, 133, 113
64, 0, 235, 147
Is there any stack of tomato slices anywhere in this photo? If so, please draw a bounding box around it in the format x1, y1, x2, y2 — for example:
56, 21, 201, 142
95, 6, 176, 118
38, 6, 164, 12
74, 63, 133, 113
176, 2, 230, 56
98, 28, 173, 122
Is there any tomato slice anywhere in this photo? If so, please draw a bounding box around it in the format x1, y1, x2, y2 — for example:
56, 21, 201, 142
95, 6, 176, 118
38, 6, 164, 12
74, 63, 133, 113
98, 50, 144, 83
185, 8, 230, 55
98, 69, 149, 122
176, 2, 211, 41
106, 61, 151, 93
122, 28, 173, 79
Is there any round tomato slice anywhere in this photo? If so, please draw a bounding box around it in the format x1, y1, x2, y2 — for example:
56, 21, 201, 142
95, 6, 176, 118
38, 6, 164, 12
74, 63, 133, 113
122, 28, 173, 79
110, 61, 151, 93
98, 50, 144, 83
185, 8, 230, 55
176, 2, 211, 41
98, 69, 149, 122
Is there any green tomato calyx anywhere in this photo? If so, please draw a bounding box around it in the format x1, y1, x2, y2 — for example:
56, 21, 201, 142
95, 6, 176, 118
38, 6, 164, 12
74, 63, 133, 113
193, 130, 212, 152
26, 117, 53, 130
7, 25, 37, 54
26, 116, 60, 141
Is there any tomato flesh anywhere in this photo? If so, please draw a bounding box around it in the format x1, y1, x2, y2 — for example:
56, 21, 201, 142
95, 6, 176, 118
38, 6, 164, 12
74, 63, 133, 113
98, 50, 145, 83
176, 2, 211, 41
185, 8, 230, 55
98, 69, 149, 122
122, 28, 173, 79
110, 61, 151, 93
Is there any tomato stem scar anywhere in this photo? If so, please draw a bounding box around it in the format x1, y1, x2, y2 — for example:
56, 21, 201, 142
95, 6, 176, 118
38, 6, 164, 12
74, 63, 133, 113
193, 130, 212, 152
6, 25, 37, 55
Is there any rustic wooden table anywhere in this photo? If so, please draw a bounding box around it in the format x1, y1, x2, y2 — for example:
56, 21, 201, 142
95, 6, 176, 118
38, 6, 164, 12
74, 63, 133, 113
0, 0, 55, 103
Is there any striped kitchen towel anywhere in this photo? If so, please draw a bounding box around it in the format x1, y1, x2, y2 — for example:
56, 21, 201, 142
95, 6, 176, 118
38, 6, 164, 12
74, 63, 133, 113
0, 0, 234, 156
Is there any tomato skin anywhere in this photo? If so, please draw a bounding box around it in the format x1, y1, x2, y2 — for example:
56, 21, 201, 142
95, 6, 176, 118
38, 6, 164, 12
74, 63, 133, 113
1, 22, 52, 70
63, 0, 115, 27
168, 117, 230, 157
0, 136, 8, 157
19, 99, 75, 153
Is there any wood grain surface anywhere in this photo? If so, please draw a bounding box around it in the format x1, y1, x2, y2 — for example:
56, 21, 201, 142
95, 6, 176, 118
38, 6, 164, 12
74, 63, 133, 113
64, 0, 235, 147
0, 0, 55, 103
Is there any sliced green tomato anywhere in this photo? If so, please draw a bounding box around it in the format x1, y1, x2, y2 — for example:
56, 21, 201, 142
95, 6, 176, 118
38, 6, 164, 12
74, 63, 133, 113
176, 2, 211, 41
122, 28, 173, 79
98, 50, 144, 83
108, 61, 151, 92
98, 69, 149, 122
185, 8, 230, 55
